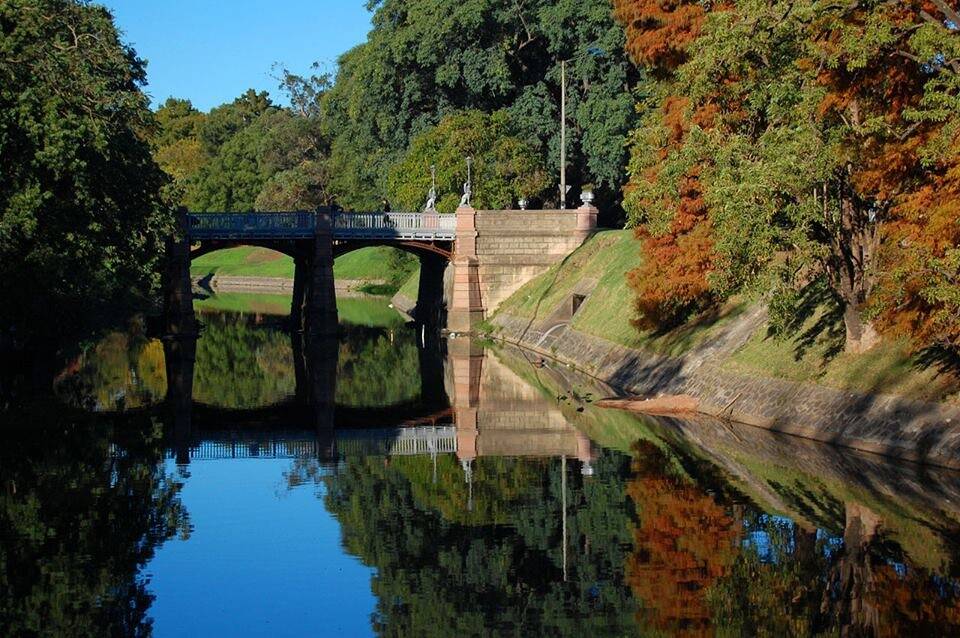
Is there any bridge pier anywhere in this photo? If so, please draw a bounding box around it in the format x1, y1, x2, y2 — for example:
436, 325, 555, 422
449, 206, 484, 333
290, 244, 310, 333
414, 252, 448, 326
302, 213, 338, 337
304, 333, 338, 430
450, 337, 483, 471
163, 210, 197, 415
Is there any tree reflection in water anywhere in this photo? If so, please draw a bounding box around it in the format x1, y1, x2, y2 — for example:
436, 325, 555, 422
0, 413, 189, 636
55, 311, 423, 411
287, 431, 960, 636
626, 441, 960, 637
302, 450, 639, 637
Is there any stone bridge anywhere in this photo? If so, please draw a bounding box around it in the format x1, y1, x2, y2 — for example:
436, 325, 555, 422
163, 204, 598, 342
161, 205, 597, 416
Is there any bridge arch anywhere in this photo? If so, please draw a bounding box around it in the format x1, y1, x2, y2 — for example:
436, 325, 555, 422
332, 239, 452, 261
189, 240, 300, 261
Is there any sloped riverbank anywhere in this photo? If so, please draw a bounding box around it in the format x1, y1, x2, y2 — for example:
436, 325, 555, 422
490, 314, 960, 470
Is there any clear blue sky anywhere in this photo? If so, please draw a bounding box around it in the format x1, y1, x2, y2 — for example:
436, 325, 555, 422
102, 1, 372, 112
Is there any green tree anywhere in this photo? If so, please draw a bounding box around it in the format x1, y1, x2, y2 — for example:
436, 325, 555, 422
322, 0, 638, 217
0, 0, 171, 347
173, 87, 333, 212
386, 110, 549, 212
153, 98, 208, 205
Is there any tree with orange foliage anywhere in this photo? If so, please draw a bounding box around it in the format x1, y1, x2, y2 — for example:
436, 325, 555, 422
614, 0, 719, 328
615, 0, 960, 353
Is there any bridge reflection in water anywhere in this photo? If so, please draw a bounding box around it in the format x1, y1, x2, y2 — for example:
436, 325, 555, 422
163, 426, 458, 462
162, 333, 597, 476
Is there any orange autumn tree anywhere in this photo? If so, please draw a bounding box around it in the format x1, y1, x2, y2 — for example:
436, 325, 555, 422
614, 0, 720, 328
869, 2, 960, 349
615, 0, 960, 353
806, 0, 960, 351
625, 442, 739, 636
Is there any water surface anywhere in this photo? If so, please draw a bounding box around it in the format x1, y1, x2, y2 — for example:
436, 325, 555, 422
4, 295, 960, 636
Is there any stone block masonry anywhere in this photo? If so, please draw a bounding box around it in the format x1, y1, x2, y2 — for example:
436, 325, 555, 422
448, 204, 597, 332
492, 314, 960, 470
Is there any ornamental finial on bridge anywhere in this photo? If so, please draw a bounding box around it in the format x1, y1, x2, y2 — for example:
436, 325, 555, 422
423, 164, 437, 213
458, 156, 472, 208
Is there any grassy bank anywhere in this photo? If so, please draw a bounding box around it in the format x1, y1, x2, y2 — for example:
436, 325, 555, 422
191, 245, 418, 292
492, 230, 960, 403
395, 267, 420, 301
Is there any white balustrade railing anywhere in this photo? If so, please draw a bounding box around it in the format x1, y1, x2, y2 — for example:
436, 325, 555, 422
332, 212, 456, 239
151, 426, 458, 461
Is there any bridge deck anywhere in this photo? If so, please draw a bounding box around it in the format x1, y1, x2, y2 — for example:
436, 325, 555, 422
187, 211, 457, 241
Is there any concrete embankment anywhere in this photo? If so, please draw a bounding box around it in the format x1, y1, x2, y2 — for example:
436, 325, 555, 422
492, 314, 960, 470
195, 275, 384, 296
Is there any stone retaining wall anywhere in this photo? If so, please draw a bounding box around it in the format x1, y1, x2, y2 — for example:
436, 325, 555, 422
492, 313, 960, 470
473, 210, 590, 313
200, 275, 382, 294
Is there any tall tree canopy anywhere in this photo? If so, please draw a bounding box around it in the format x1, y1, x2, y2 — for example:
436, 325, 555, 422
0, 0, 171, 345
615, 0, 960, 353
321, 0, 638, 219
152, 88, 333, 212
386, 110, 549, 213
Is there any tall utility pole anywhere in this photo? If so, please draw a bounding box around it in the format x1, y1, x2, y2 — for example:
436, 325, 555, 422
560, 59, 566, 210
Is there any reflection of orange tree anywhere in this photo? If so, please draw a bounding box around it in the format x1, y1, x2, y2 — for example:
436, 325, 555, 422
625, 441, 739, 636
855, 560, 960, 634
55, 331, 167, 410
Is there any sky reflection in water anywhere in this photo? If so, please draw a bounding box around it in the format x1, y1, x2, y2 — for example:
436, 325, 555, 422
5, 296, 960, 636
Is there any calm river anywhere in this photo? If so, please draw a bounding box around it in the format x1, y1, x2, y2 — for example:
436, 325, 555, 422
3, 294, 960, 636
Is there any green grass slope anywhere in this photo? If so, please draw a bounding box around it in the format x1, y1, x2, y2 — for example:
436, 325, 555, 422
495, 230, 736, 357
492, 230, 959, 403
191, 246, 418, 288
192, 246, 294, 278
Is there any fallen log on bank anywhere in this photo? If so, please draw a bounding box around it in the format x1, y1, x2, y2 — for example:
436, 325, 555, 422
596, 394, 700, 416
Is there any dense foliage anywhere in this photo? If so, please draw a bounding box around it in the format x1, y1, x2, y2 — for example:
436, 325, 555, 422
317, 0, 639, 216
386, 110, 550, 213
152, 90, 332, 212
0, 0, 171, 346
614, 0, 960, 353
0, 416, 188, 636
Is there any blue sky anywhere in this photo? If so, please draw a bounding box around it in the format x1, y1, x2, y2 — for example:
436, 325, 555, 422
103, 1, 372, 112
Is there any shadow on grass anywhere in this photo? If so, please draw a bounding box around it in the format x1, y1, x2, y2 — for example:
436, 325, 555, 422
646, 301, 750, 357
767, 279, 845, 364
915, 345, 960, 378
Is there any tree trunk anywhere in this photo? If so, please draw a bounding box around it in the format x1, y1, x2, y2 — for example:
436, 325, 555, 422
825, 182, 881, 354
842, 299, 879, 355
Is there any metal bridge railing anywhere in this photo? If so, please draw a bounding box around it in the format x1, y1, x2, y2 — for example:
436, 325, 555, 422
187, 212, 316, 239
129, 426, 459, 462
186, 211, 456, 241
